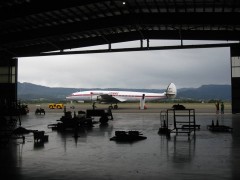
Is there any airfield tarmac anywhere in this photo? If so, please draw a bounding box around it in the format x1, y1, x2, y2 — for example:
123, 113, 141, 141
27, 102, 232, 114
1, 102, 240, 180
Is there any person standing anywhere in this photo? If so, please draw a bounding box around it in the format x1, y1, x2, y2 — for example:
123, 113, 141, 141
221, 102, 225, 114
92, 102, 96, 110
215, 101, 220, 114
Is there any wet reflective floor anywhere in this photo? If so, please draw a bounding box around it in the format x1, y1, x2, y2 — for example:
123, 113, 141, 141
1, 111, 240, 180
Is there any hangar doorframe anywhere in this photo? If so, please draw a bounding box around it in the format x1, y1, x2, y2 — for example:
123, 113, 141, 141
0, 43, 239, 114
231, 44, 240, 114
0, 55, 18, 114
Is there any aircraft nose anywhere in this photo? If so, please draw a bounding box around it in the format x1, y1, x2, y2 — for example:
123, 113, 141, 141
66, 95, 73, 99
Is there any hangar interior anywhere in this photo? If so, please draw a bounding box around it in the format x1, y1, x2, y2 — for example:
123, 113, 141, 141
0, 0, 240, 114
1, 1, 240, 180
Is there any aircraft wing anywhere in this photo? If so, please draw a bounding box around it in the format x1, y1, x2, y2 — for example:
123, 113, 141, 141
99, 94, 127, 103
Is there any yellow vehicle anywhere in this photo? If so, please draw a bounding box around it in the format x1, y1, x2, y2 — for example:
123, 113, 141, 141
48, 103, 64, 109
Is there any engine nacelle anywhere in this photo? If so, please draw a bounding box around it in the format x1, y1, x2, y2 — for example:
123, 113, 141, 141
96, 95, 102, 101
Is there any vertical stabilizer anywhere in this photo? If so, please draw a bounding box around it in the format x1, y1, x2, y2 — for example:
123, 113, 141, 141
165, 83, 177, 98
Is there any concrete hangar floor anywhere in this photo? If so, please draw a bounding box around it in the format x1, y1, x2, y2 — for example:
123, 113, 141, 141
1, 103, 240, 180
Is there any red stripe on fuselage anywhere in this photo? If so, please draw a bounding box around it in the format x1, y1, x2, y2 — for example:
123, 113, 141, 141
71, 94, 163, 98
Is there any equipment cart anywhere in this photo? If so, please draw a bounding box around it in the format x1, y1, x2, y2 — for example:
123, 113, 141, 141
166, 108, 197, 137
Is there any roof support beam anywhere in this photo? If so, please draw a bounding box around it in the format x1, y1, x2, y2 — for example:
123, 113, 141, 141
17, 43, 239, 58
2, 13, 240, 45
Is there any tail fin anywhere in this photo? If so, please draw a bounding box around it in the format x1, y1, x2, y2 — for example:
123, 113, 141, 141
165, 83, 177, 99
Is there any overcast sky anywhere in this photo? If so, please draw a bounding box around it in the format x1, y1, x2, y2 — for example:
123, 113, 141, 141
18, 40, 232, 90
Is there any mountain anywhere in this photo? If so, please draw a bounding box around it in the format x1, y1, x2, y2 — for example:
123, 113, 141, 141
17, 82, 231, 101
177, 84, 231, 101
18, 82, 79, 101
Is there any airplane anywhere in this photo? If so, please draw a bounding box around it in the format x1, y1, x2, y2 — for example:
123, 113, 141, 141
66, 83, 177, 109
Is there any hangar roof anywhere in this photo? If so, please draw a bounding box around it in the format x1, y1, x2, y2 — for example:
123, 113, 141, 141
0, 0, 240, 57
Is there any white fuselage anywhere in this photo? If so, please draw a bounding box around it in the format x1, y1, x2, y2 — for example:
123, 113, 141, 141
66, 83, 177, 104
66, 90, 167, 102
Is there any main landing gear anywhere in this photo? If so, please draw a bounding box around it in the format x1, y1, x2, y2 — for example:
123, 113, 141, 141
109, 104, 118, 109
